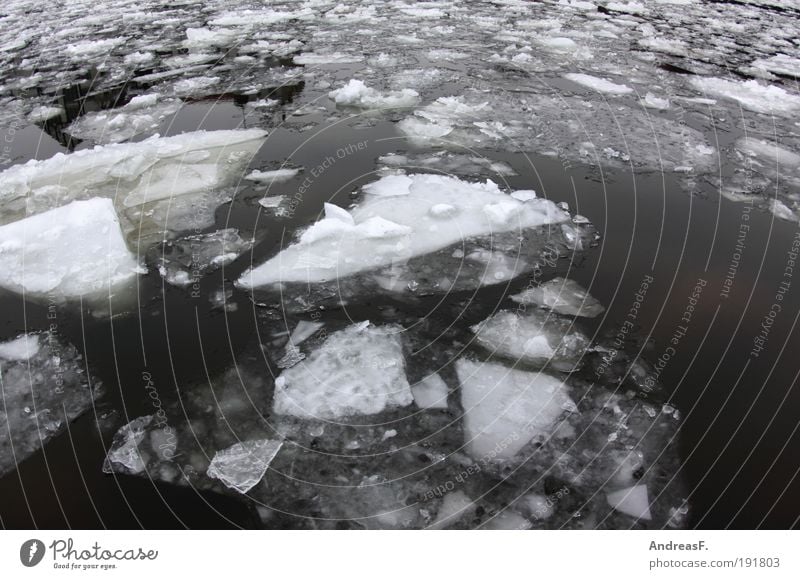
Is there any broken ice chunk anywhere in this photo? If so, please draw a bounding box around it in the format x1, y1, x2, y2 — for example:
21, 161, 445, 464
287, 321, 324, 346
522, 493, 554, 520
206, 439, 283, 494
258, 195, 286, 209
511, 277, 605, 318
471, 310, 591, 371
641, 93, 670, 110
1, 332, 101, 477
66, 94, 181, 144
28, 105, 64, 123
273, 322, 412, 419
411, 373, 449, 410
245, 168, 301, 184
0, 334, 40, 360
457, 358, 574, 460
0, 130, 266, 247
564, 73, 633, 95
237, 173, 568, 288
429, 491, 475, 529
103, 415, 154, 475
275, 321, 324, 369
606, 485, 653, 521
690, 77, 800, 116
0, 198, 141, 301
328, 79, 420, 109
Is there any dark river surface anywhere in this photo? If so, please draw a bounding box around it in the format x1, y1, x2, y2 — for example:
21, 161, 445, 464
1, 77, 799, 529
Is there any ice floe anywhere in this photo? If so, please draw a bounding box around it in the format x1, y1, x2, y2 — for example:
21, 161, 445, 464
564, 73, 634, 95
66, 94, 181, 144
457, 358, 574, 460
471, 309, 591, 371
606, 485, 653, 520
328, 79, 419, 109
690, 77, 800, 115
411, 373, 449, 410
1, 332, 101, 477
206, 439, 283, 494
238, 173, 572, 290
245, 168, 301, 184
0, 198, 140, 301
511, 277, 605, 318
273, 322, 412, 419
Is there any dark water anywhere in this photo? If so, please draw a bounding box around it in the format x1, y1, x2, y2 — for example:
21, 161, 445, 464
1, 74, 799, 529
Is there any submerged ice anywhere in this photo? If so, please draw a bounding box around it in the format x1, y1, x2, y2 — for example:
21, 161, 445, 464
1, 333, 101, 477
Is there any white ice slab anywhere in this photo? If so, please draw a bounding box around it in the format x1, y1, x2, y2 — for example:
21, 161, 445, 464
237, 173, 568, 288
273, 322, 412, 419
457, 358, 573, 460
0, 197, 140, 300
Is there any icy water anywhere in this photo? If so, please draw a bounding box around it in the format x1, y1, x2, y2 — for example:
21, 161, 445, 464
1, 0, 800, 529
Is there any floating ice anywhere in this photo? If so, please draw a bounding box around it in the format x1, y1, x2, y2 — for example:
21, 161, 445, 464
564, 73, 633, 95
458, 358, 573, 460
736, 137, 800, 169
273, 322, 412, 419
378, 152, 516, 177
103, 416, 154, 475
275, 321, 324, 369
65, 37, 125, 58
429, 491, 475, 529
1, 332, 101, 477
641, 93, 670, 110
28, 105, 63, 123
606, 485, 653, 520
398, 96, 489, 144
66, 94, 181, 144
293, 52, 363, 65
183, 28, 236, 51
0, 334, 40, 360
0, 198, 140, 301
206, 439, 283, 494
471, 309, 591, 371
690, 77, 800, 115
328, 79, 419, 109
258, 195, 287, 209
411, 373, 449, 410
0, 129, 266, 212
751, 54, 800, 79
769, 199, 797, 223
511, 277, 605, 318
0, 129, 266, 243
522, 493, 554, 520
237, 173, 569, 288
245, 168, 301, 184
